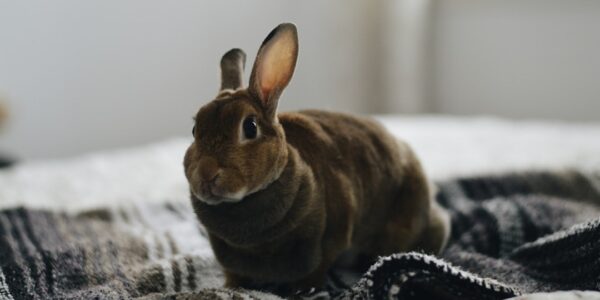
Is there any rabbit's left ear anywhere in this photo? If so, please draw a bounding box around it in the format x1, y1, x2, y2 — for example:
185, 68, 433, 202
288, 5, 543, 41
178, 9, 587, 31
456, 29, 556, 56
249, 23, 298, 120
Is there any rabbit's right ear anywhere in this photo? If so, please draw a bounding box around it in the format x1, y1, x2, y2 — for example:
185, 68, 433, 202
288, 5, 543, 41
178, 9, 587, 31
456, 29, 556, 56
249, 23, 298, 120
220, 48, 246, 91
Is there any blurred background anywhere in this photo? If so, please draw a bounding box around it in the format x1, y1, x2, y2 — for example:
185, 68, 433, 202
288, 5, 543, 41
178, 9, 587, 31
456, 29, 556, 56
0, 0, 599, 159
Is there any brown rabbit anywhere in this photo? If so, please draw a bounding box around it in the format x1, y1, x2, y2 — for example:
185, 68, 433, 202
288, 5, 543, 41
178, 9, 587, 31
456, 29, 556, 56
184, 23, 450, 293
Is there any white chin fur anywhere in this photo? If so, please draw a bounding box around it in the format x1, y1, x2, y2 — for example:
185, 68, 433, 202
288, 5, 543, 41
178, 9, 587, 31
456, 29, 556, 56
226, 187, 248, 201
193, 187, 247, 206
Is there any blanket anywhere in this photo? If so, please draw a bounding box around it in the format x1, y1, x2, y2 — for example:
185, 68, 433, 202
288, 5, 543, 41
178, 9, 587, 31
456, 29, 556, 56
1, 170, 599, 299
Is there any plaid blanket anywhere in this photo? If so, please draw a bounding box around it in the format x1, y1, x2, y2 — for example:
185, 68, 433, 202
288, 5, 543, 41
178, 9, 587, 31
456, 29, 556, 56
1, 170, 599, 299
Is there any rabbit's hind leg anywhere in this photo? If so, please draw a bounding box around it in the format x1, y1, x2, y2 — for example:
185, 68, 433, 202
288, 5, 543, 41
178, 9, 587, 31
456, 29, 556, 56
366, 172, 449, 257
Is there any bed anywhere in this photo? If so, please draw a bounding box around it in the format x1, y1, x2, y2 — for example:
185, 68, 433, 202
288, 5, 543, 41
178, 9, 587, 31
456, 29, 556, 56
1, 115, 599, 299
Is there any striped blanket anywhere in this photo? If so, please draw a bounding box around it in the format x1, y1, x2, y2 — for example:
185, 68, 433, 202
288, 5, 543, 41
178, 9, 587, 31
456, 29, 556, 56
1, 170, 600, 299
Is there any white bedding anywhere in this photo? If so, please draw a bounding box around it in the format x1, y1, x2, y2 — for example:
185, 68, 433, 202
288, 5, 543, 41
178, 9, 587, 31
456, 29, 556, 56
1, 115, 599, 212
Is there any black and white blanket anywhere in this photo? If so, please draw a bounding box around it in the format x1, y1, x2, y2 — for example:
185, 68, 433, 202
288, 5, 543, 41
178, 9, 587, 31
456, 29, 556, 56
1, 170, 600, 299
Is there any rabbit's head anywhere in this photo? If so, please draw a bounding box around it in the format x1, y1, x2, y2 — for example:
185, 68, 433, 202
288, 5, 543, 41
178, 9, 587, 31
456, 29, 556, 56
184, 23, 298, 205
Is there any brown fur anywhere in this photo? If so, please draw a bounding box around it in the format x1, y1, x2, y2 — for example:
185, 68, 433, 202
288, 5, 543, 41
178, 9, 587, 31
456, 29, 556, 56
183, 23, 450, 294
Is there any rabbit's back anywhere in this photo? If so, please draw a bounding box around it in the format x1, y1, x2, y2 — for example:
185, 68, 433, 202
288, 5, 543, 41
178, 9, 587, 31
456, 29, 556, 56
279, 110, 418, 249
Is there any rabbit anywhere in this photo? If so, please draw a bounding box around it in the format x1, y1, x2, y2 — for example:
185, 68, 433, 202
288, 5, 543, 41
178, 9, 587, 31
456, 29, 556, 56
183, 23, 450, 294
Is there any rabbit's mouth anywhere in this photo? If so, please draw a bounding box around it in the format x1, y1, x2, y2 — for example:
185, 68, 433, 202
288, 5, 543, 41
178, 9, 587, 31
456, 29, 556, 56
191, 186, 247, 206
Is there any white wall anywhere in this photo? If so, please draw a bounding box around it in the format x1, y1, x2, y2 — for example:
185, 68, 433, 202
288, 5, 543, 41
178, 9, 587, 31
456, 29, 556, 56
431, 0, 600, 121
2, 0, 600, 159
380, 0, 435, 114
0, 0, 382, 159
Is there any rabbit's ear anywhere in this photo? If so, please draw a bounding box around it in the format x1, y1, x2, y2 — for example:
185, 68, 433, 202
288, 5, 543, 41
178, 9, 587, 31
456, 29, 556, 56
220, 48, 246, 91
249, 23, 298, 119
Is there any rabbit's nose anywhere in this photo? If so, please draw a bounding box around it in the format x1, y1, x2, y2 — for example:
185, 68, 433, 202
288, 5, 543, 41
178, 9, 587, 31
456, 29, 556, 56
199, 157, 220, 183
205, 171, 220, 184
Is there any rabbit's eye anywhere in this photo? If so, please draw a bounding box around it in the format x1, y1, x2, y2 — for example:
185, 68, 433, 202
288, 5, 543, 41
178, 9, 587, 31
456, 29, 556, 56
242, 116, 258, 139
192, 126, 196, 136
